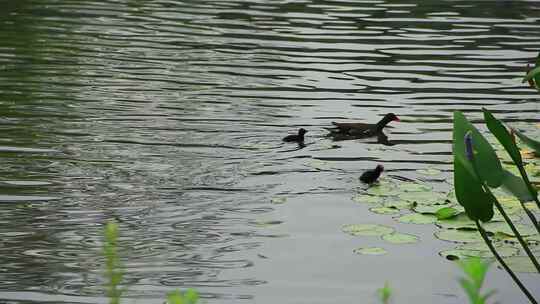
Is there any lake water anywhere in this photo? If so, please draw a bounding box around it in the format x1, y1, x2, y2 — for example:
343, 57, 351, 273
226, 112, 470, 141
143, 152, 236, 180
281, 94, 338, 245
0, 1, 539, 303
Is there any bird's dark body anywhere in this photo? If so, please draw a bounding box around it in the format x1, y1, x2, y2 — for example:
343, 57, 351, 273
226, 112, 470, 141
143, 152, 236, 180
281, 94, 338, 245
360, 165, 384, 184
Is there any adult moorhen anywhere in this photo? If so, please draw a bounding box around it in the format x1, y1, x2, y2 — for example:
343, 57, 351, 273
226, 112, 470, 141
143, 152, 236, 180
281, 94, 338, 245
283, 128, 307, 143
360, 164, 384, 184
328, 113, 400, 137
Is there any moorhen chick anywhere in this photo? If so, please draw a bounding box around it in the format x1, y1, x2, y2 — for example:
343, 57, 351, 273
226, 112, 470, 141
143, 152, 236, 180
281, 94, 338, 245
360, 164, 384, 184
283, 128, 307, 143
329, 113, 400, 137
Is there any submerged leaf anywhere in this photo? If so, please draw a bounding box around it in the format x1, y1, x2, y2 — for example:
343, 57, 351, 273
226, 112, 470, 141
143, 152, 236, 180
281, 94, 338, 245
353, 247, 388, 255
369, 206, 400, 215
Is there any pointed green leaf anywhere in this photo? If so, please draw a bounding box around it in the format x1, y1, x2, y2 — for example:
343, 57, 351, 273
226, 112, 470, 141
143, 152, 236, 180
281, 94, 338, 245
483, 109, 523, 166
453, 111, 503, 187
454, 156, 494, 222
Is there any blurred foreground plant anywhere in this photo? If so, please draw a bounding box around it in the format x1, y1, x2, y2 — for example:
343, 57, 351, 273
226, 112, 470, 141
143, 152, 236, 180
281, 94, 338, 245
452, 109, 539, 304
103, 221, 200, 304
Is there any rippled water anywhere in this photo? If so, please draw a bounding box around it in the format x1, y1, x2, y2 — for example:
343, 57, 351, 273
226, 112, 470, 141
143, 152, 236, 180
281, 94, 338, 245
0, 0, 539, 303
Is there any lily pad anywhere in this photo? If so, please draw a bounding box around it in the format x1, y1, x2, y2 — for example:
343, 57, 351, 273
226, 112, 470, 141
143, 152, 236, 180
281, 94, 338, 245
440, 245, 518, 260
413, 203, 454, 214
365, 180, 399, 196
382, 233, 420, 244
398, 191, 446, 205
352, 194, 384, 204
342, 224, 395, 237
397, 213, 437, 225
353, 247, 388, 255
435, 229, 483, 243
436, 213, 476, 230
383, 200, 413, 210
369, 206, 400, 215
502, 256, 540, 273
483, 222, 538, 237
417, 168, 442, 176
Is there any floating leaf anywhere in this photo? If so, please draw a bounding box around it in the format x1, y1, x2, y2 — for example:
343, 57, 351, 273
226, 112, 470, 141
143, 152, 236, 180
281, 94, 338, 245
398, 182, 432, 192
435, 229, 483, 243
398, 191, 445, 205
414, 203, 454, 215
483, 222, 538, 237
417, 168, 442, 176
436, 207, 461, 220
382, 233, 419, 244
365, 180, 399, 196
383, 200, 413, 210
436, 213, 476, 230
440, 241, 519, 260
502, 256, 540, 273
342, 224, 395, 236
271, 197, 287, 204
353, 247, 388, 255
397, 213, 437, 225
369, 206, 400, 215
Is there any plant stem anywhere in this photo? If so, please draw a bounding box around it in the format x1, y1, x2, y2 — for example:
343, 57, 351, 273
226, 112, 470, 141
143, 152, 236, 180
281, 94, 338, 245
475, 221, 538, 304
483, 185, 540, 273
516, 164, 540, 231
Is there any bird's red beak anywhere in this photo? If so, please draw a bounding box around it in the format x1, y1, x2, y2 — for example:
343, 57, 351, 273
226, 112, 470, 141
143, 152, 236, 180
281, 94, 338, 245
394, 117, 400, 122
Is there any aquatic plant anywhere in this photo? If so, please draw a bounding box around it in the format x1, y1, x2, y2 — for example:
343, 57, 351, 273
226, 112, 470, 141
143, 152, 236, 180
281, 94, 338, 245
452, 109, 539, 304
103, 221, 124, 304
377, 281, 392, 304
523, 52, 540, 92
457, 258, 496, 304
102, 221, 200, 304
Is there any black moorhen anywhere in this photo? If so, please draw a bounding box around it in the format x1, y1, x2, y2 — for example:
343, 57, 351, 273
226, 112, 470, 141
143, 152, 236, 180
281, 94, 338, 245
360, 164, 384, 184
329, 113, 400, 137
283, 128, 307, 143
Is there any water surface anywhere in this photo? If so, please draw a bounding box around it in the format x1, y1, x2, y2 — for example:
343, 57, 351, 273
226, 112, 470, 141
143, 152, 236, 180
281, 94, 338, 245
0, 1, 539, 303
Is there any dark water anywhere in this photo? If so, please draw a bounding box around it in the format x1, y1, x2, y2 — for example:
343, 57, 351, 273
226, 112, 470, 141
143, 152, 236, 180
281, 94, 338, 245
0, 0, 539, 303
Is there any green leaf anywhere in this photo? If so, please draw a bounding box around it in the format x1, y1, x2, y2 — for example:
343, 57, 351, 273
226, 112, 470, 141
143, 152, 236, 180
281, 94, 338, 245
522, 65, 540, 83
483, 109, 523, 167
500, 169, 535, 202
435, 207, 460, 220
167, 290, 184, 304
184, 289, 199, 304
514, 129, 540, 154
453, 111, 504, 188
454, 156, 494, 222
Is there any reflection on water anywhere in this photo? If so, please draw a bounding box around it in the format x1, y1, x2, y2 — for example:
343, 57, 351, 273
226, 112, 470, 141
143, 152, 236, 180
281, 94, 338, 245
0, 0, 539, 303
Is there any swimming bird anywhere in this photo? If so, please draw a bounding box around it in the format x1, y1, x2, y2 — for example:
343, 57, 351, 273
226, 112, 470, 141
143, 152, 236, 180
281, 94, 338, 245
360, 164, 384, 184
283, 128, 307, 143
328, 113, 400, 137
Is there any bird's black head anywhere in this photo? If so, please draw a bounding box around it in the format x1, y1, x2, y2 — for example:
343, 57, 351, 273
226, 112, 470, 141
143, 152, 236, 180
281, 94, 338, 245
375, 164, 384, 172
385, 113, 400, 122
298, 128, 308, 135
